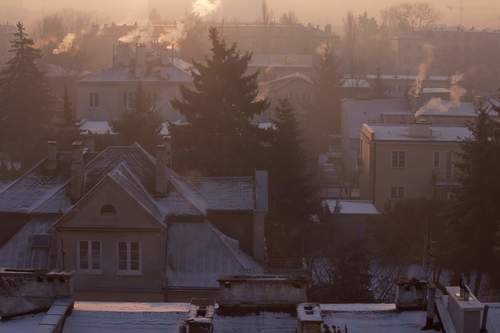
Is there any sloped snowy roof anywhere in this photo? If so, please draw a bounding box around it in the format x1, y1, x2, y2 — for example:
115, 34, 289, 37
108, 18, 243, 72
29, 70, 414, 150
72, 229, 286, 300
166, 223, 263, 289
250, 54, 313, 68
0, 313, 46, 333
324, 200, 379, 215
80, 58, 192, 84
342, 98, 411, 140
187, 177, 255, 211
0, 216, 55, 270
364, 124, 472, 142
79, 120, 115, 135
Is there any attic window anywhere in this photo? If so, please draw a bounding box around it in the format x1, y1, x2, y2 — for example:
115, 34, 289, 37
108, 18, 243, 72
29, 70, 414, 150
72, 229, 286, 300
100, 205, 117, 216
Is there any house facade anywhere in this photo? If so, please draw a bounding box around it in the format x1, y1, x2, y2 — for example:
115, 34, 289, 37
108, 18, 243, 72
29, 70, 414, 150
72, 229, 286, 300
0, 142, 266, 301
359, 122, 471, 211
76, 43, 192, 123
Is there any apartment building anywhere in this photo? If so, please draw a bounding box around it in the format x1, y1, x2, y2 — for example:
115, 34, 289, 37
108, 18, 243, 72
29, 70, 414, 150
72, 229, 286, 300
359, 122, 471, 210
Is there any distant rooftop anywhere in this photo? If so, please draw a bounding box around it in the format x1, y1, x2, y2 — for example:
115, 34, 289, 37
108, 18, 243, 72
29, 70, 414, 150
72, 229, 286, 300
324, 200, 379, 215
365, 74, 450, 82
363, 123, 472, 142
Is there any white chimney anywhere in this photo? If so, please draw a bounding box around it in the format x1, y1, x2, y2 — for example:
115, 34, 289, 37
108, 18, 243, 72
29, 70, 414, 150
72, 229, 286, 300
155, 144, 168, 197
445, 286, 484, 333
297, 303, 323, 333
47, 141, 57, 171
70, 141, 85, 203
253, 170, 269, 263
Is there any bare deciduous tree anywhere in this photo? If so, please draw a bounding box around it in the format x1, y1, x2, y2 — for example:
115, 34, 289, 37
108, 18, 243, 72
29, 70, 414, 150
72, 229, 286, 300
381, 2, 441, 33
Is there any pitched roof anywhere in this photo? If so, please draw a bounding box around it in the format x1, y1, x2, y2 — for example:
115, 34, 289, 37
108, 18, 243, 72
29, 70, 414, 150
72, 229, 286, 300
166, 223, 263, 289
0, 216, 55, 270
0, 144, 257, 217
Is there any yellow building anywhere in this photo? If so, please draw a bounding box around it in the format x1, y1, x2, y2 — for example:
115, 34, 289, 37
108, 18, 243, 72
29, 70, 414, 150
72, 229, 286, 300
359, 122, 471, 211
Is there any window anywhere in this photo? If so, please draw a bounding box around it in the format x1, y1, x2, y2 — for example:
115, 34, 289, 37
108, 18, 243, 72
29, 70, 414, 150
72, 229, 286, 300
100, 204, 117, 216
117, 241, 141, 274
125, 92, 136, 110
433, 151, 441, 168
391, 186, 405, 199
89, 93, 99, 108
391, 151, 406, 169
78, 241, 101, 272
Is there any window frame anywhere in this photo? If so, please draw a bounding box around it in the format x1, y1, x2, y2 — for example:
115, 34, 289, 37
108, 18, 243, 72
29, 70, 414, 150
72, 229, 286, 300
89, 92, 99, 108
116, 241, 142, 276
77, 240, 102, 274
391, 186, 405, 199
391, 151, 406, 169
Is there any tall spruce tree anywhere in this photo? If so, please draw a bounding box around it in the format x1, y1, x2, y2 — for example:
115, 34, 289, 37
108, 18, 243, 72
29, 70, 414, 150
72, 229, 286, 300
112, 81, 162, 153
308, 44, 343, 155
171, 27, 269, 176
268, 99, 314, 261
0, 22, 52, 165
453, 103, 500, 294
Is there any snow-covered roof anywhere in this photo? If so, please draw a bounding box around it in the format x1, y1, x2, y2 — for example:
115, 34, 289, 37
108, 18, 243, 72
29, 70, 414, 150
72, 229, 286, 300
166, 222, 263, 289
0, 313, 45, 333
365, 74, 450, 82
79, 120, 115, 135
0, 216, 54, 270
343, 78, 371, 89
418, 102, 476, 117
261, 72, 313, 86
250, 54, 314, 68
0, 144, 257, 216
422, 87, 451, 94
364, 124, 472, 142
80, 58, 192, 84
342, 98, 411, 140
324, 200, 379, 215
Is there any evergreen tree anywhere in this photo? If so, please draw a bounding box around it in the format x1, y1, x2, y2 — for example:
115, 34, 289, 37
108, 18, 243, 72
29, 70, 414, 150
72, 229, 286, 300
0, 22, 53, 165
308, 44, 343, 155
453, 103, 500, 294
112, 81, 162, 153
171, 27, 269, 176
267, 99, 315, 262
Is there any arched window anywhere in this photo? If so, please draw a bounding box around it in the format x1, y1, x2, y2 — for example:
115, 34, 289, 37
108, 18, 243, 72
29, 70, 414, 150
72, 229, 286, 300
100, 205, 116, 216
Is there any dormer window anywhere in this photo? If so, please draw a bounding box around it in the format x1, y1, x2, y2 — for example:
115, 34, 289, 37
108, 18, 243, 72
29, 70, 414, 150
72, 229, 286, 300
100, 204, 116, 216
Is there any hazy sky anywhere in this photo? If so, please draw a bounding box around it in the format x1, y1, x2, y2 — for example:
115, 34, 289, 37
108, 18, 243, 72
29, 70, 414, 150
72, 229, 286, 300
5, 0, 500, 29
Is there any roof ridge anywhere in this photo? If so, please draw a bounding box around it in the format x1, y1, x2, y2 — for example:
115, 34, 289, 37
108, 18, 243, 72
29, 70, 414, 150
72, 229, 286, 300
206, 223, 262, 272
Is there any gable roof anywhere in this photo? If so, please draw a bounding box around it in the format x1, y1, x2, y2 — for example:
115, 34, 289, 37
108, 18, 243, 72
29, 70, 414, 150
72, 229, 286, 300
0, 144, 257, 218
166, 222, 263, 289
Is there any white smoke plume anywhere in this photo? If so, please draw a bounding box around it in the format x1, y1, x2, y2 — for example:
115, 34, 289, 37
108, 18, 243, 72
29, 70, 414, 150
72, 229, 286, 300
412, 43, 435, 96
158, 22, 186, 48
415, 73, 467, 118
53, 33, 77, 55
118, 24, 154, 44
192, 0, 221, 17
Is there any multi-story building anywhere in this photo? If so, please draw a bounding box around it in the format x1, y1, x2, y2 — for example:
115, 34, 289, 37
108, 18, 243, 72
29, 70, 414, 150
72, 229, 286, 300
359, 122, 471, 210
76, 43, 192, 124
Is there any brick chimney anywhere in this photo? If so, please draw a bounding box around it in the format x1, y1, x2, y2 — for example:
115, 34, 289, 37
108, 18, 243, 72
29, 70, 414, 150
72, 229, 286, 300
70, 142, 85, 203
47, 141, 57, 171
155, 144, 168, 197
253, 170, 269, 263
297, 303, 323, 333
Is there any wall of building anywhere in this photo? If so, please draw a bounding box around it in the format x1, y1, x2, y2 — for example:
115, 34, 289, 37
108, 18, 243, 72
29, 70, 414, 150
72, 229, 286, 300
57, 179, 166, 298
77, 81, 184, 122
360, 136, 462, 210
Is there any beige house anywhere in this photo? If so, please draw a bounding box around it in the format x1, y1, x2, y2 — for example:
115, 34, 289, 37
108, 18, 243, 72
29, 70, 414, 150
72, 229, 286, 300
77, 43, 192, 123
359, 122, 471, 211
0, 142, 266, 301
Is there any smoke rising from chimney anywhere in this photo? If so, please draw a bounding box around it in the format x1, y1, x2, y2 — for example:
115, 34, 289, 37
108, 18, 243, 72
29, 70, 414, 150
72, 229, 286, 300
191, 0, 221, 17
411, 43, 435, 96
53, 33, 77, 55
415, 73, 467, 118
158, 22, 186, 48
